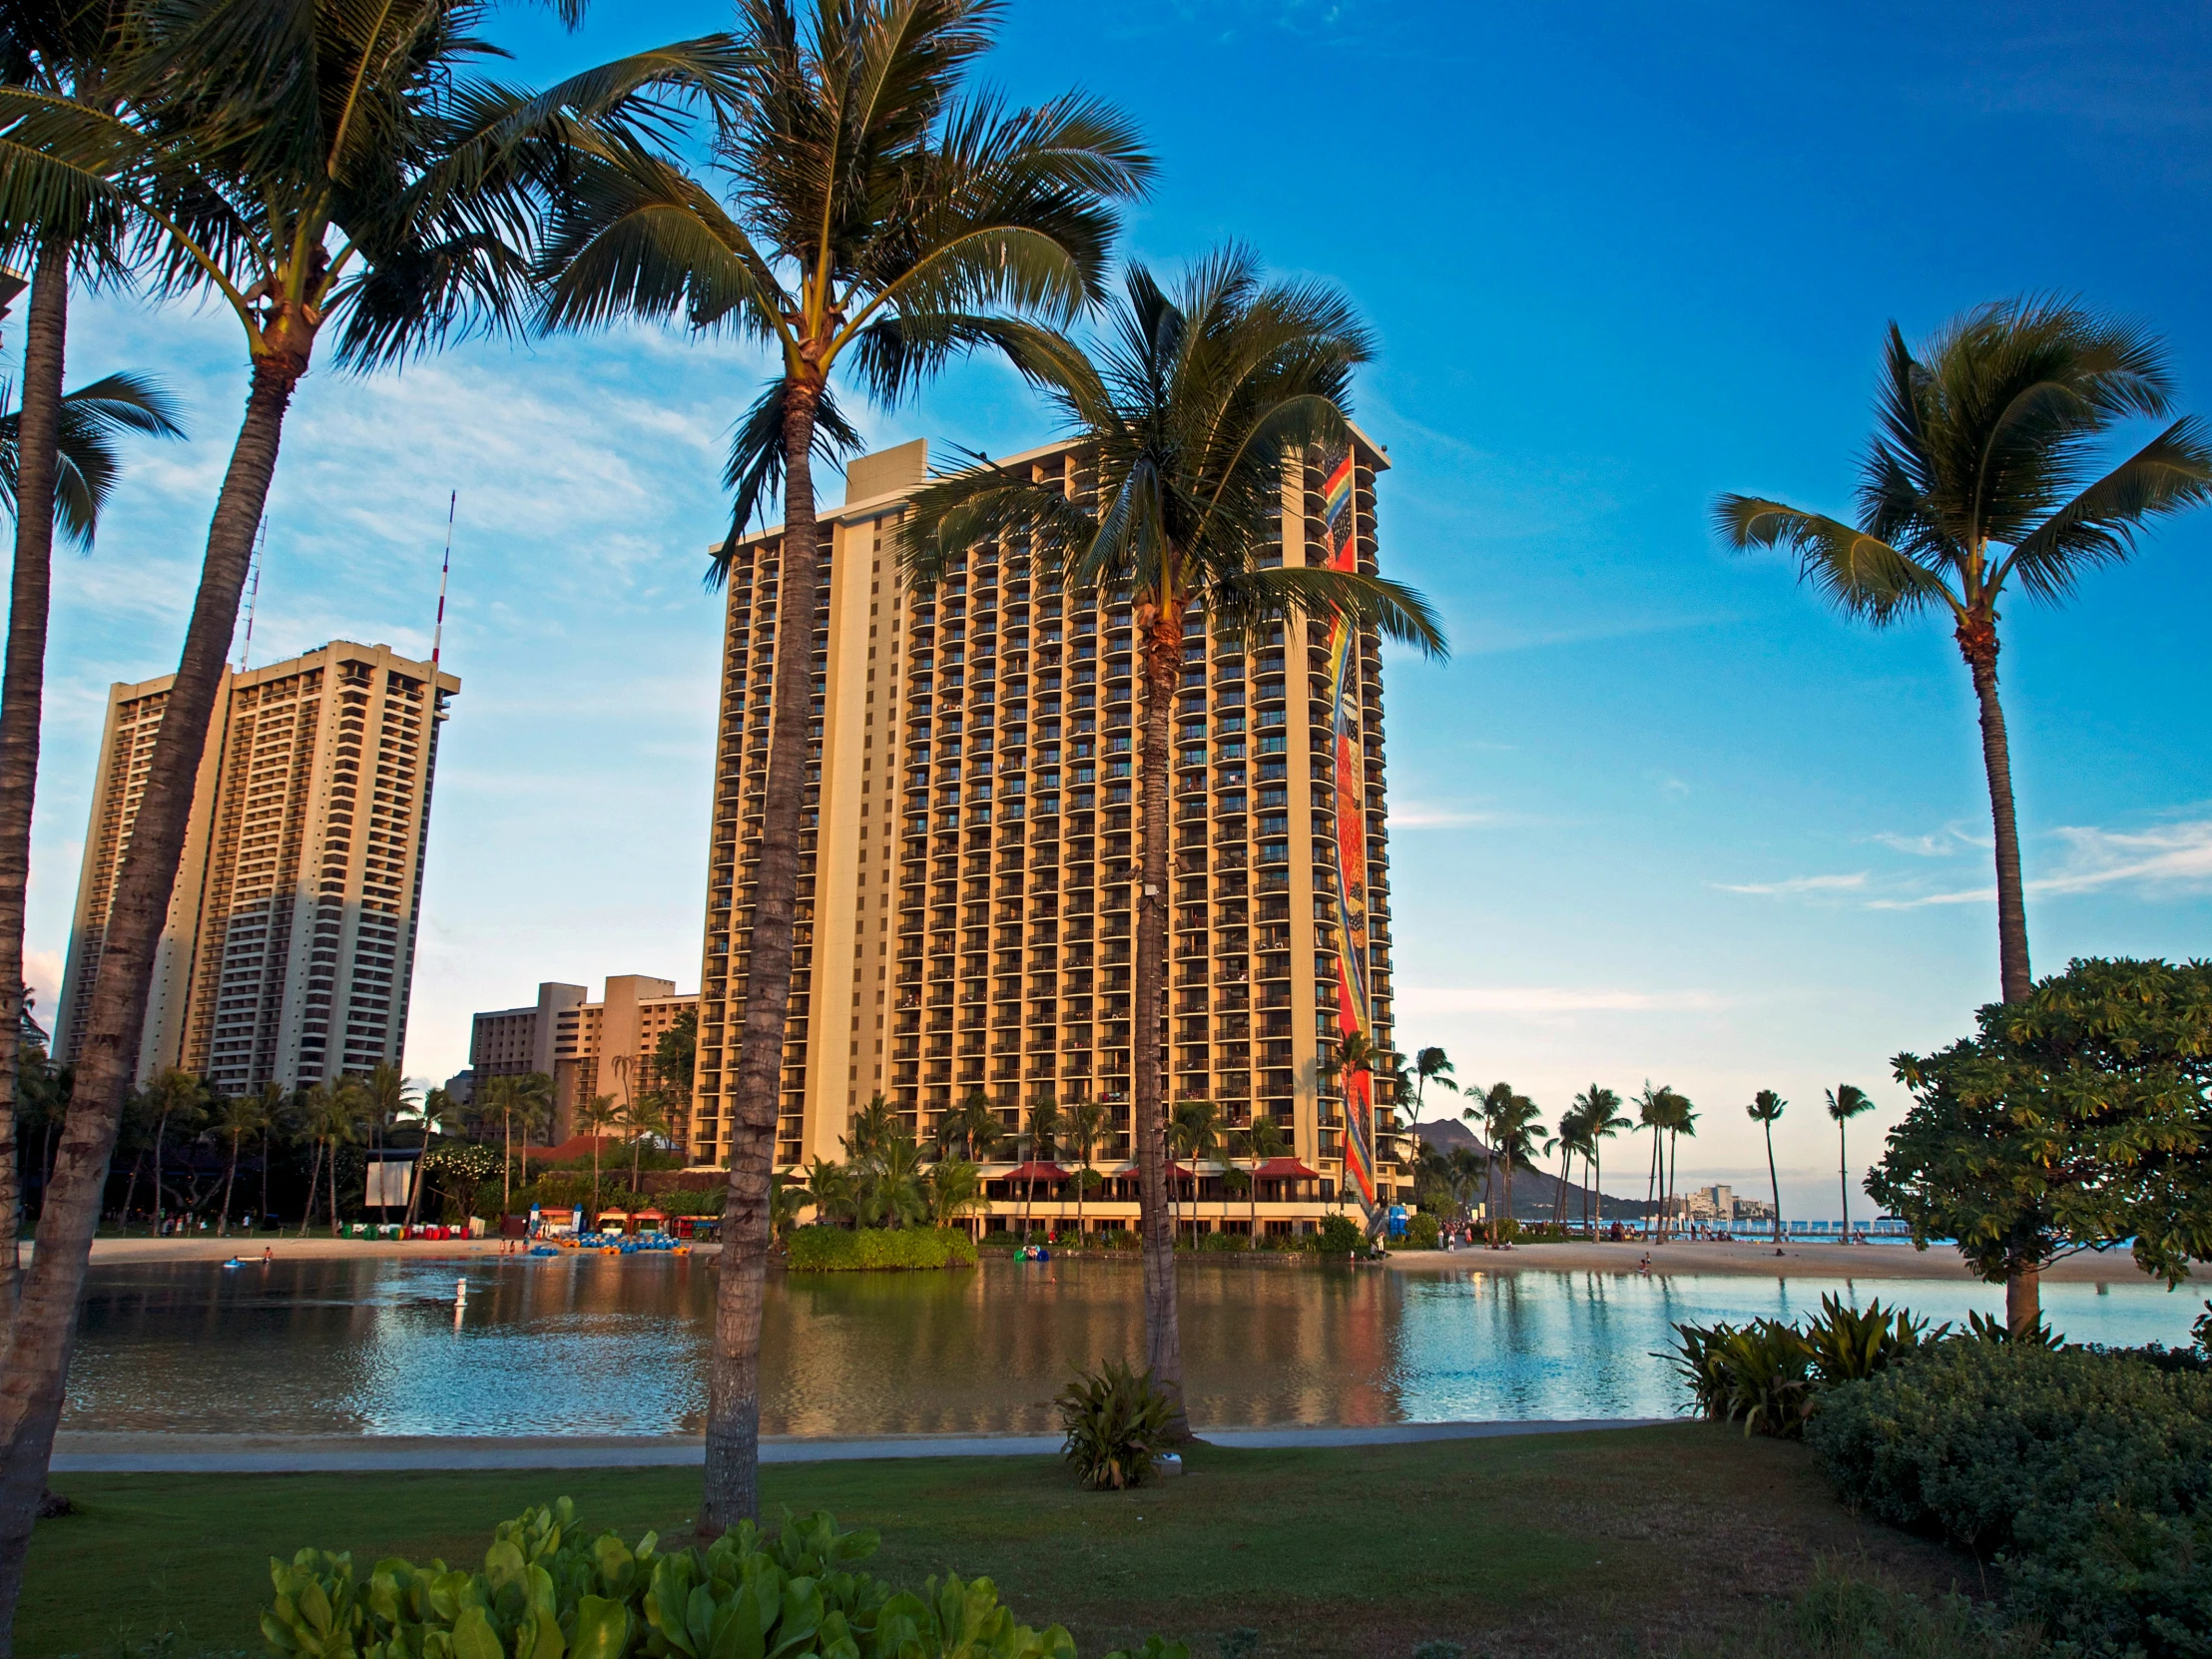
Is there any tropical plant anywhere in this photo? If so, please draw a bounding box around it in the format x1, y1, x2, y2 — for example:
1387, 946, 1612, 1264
576, 1093, 618, 1214
938, 1089, 1003, 1162
1717, 299, 2212, 1008
1571, 1084, 1628, 1235
1800, 1293, 1945, 1384
1168, 1097, 1221, 1247
788, 1225, 976, 1273
902, 250, 1445, 1436
617, 1091, 671, 1198
0, 18, 740, 1626
803, 1156, 856, 1228
482, 1071, 555, 1211
923, 1157, 982, 1231
1020, 1096, 1061, 1238
138, 1067, 204, 1232
1489, 1092, 1544, 1241
1871, 957, 2212, 1336
842, 1093, 897, 1166
1635, 1080, 1669, 1240
1243, 1114, 1289, 1250
1746, 1089, 1787, 1243
1668, 1317, 1816, 1438
1962, 1310, 2061, 1349
208, 1085, 270, 1237
1316, 1213, 1365, 1258
1665, 1090, 1698, 1233
536, 0, 1150, 1536
1055, 1361, 1173, 1491
0, 0, 189, 1325
1064, 1098, 1107, 1242
1402, 1045, 1458, 1151
1827, 1084, 1875, 1244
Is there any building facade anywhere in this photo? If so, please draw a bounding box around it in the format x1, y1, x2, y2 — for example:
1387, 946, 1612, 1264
469, 974, 697, 1139
56, 641, 458, 1092
689, 436, 1404, 1231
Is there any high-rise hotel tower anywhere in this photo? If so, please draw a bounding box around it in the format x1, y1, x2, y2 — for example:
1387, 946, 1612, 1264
57, 641, 458, 1092
690, 438, 1404, 1230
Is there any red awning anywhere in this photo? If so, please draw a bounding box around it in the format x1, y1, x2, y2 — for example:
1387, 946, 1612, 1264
1001, 1161, 1068, 1182
1254, 1157, 1322, 1180
1112, 1162, 1196, 1178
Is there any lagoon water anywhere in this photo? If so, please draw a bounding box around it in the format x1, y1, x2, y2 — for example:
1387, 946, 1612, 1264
63, 1254, 2202, 1438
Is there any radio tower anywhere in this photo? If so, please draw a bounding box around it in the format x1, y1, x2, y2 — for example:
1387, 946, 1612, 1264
432, 491, 454, 669
238, 517, 267, 670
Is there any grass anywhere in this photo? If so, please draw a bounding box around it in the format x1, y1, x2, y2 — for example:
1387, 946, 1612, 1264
18, 1427, 2006, 1659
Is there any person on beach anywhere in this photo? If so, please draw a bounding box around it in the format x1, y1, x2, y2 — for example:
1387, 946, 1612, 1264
1638, 1252, 1652, 1276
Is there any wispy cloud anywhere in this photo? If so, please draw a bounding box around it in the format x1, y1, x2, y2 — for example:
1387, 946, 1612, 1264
1870, 818, 2212, 909
1390, 802, 1523, 830
1868, 825, 1984, 857
1714, 871, 1870, 897
1399, 985, 1727, 1014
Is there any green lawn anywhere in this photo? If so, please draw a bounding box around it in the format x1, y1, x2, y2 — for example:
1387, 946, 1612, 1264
17, 1428, 1981, 1659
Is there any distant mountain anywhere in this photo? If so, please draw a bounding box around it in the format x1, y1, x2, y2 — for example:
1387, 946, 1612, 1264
1410, 1121, 1655, 1220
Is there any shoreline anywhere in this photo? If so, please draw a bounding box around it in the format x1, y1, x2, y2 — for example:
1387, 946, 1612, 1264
36, 1232, 2175, 1284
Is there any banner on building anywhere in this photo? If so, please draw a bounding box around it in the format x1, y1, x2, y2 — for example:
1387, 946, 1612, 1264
1320, 450, 1379, 1228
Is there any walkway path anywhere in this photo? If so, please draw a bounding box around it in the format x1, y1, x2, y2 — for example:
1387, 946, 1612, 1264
50, 1418, 1673, 1473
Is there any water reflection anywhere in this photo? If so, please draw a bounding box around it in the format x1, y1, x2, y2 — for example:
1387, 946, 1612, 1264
63, 1256, 2197, 1437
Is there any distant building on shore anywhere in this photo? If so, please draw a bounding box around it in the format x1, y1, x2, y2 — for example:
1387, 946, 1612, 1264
689, 434, 1405, 1236
468, 974, 696, 1142
55, 640, 458, 1093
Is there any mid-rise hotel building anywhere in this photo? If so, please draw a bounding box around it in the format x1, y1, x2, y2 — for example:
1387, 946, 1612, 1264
470, 974, 698, 1138
56, 640, 457, 1092
689, 438, 1405, 1231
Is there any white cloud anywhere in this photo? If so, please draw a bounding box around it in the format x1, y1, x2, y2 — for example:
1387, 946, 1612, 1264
1869, 817, 2212, 908
1869, 826, 1982, 857
1713, 871, 1869, 896
23, 948, 63, 1025
1398, 985, 1728, 1014
1390, 803, 1511, 829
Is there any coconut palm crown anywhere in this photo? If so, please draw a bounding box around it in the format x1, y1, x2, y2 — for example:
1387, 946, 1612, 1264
898, 247, 1446, 1436
1716, 297, 2212, 1005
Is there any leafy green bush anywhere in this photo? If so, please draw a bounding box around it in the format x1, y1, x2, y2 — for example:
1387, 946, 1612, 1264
261, 1501, 1175, 1659
1800, 1293, 1945, 1384
1669, 1318, 1815, 1437
1401, 1213, 1441, 1250
787, 1227, 978, 1273
1315, 1215, 1364, 1257
1055, 1362, 1174, 1490
1807, 1343, 2212, 1655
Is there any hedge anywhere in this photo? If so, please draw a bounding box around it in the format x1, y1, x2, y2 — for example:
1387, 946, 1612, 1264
1808, 1342, 2212, 1655
787, 1226, 979, 1272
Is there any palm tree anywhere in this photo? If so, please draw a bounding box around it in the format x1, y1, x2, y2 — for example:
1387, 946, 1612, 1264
210, 1087, 268, 1237
1020, 1096, 1061, 1239
618, 1092, 672, 1198
938, 1089, 1003, 1162
1064, 1098, 1107, 1244
843, 1093, 896, 1165
1244, 1115, 1290, 1249
1464, 1082, 1522, 1244
576, 1094, 619, 1218
1717, 299, 2212, 1006
256, 1082, 292, 1231
361, 1062, 416, 1226
139, 1068, 204, 1234
1542, 1103, 1585, 1232
903, 250, 1445, 1434
0, 21, 740, 1606
1401, 1045, 1458, 1159
1573, 1085, 1629, 1238
1169, 1098, 1222, 1247
1826, 1085, 1875, 1244
1663, 1092, 1698, 1237
534, 0, 1149, 1536
1634, 1081, 1669, 1241
1491, 1094, 1545, 1241
1746, 1090, 1787, 1244
925, 1157, 983, 1233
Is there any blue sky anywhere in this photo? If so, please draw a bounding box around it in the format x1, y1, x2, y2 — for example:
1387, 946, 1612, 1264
18, 1, 2210, 1220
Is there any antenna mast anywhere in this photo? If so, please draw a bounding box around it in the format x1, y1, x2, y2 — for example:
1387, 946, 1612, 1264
239, 517, 267, 670
431, 491, 454, 669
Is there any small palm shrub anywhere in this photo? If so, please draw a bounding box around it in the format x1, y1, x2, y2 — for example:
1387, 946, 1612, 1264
1668, 1319, 1815, 1437
1801, 1292, 1946, 1384
1962, 1309, 2060, 1348
1056, 1361, 1174, 1490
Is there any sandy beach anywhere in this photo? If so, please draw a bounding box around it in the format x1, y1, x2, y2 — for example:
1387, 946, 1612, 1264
31, 1232, 2175, 1285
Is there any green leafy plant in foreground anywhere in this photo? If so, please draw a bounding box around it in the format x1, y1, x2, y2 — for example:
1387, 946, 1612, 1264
1055, 1363, 1174, 1491
1800, 1294, 1946, 1384
1669, 1318, 1815, 1439
260, 1501, 1177, 1659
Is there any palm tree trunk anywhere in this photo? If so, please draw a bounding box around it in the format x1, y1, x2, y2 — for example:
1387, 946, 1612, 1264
502, 1110, 512, 1213
117, 1153, 141, 1236
220, 1130, 240, 1237
0, 355, 298, 1647
0, 246, 70, 1327
259, 1127, 271, 1231
704, 375, 825, 1536
1590, 1147, 1600, 1235
1132, 611, 1188, 1437
297, 1139, 322, 1238
1958, 622, 2031, 1005
1837, 1124, 1850, 1243
1644, 1133, 1659, 1240
1764, 1122, 1781, 1244
152, 1112, 168, 1234
327, 1137, 340, 1237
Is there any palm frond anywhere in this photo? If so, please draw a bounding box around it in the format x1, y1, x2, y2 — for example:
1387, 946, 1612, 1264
1714, 494, 1953, 623
1206, 565, 1447, 659
1999, 417, 2212, 602
0, 368, 187, 547
710, 377, 864, 587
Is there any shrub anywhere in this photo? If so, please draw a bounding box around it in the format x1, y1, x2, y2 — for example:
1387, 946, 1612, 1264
1800, 1293, 1945, 1384
1315, 1214, 1364, 1257
261, 1502, 1177, 1659
1402, 1213, 1441, 1250
786, 1226, 978, 1273
1669, 1318, 1815, 1437
1807, 1342, 2212, 1655
1055, 1361, 1174, 1490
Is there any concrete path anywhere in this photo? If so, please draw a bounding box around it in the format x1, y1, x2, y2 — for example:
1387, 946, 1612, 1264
50, 1418, 1673, 1473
